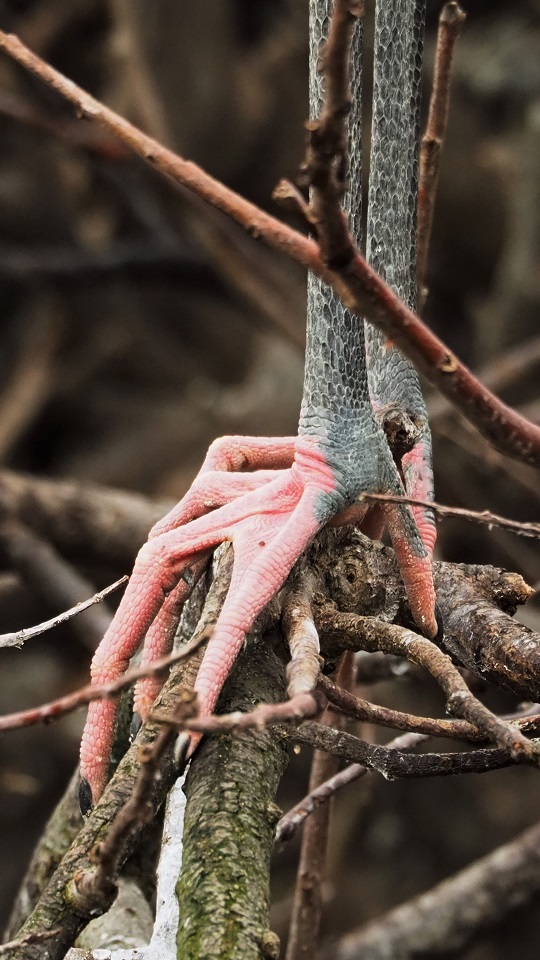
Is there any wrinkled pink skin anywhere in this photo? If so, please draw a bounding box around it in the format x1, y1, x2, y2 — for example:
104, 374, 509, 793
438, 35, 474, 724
80, 435, 437, 807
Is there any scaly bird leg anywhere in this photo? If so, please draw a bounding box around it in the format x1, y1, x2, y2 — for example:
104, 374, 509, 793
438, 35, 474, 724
80, 431, 436, 808
365, 0, 436, 556
80, 1, 438, 810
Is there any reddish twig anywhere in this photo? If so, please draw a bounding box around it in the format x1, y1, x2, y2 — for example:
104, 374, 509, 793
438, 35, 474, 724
0, 31, 539, 465
0, 631, 209, 731
361, 492, 540, 539
417, 2, 467, 296
153, 689, 326, 736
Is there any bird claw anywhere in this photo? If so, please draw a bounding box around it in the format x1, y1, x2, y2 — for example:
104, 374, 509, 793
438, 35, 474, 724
80, 434, 437, 808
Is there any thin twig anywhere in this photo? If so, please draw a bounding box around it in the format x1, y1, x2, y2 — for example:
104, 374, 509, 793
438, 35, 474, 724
0, 576, 127, 648
0, 518, 112, 650
0, 930, 61, 955
153, 689, 326, 735
70, 692, 198, 916
276, 731, 425, 842
319, 674, 482, 741
417, 2, 466, 297
0, 31, 538, 465
278, 702, 540, 843
0, 630, 209, 731
361, 491, 540, 539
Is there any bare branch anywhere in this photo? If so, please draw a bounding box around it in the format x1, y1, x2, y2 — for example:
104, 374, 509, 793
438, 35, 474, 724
276, 731, 425, 843
154, 690, 325, 736
0, 630, 208, 731
0, 31, 539, 465
287, 722, 515, 779
0, 576, 127, 649
329, 818, 540, 959
317, 608, 540, 765
417, 2, 467, 296
319, 674, 481, 741
362, 491, 540, 539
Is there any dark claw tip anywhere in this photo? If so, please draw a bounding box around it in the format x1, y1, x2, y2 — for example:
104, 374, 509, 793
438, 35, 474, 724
130, 711, 142, 740
434, 605, 444, 643
79, 777, 93, 817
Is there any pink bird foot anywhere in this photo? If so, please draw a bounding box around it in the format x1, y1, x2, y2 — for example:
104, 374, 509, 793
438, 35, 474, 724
79, 433, 437, 811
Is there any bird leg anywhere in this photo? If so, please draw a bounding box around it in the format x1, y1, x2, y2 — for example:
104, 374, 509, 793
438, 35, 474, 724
80, 431, 436, 808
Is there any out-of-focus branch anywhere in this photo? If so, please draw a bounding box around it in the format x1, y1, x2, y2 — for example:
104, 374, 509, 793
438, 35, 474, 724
328, 819, 540, 960
0, 469, 172, 568
0, 519, 112, 650
417, 2, 466, 297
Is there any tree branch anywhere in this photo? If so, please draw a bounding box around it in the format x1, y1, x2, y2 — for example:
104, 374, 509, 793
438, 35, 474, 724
417, 2, 466, 296
0, 31, 539, 465
328, 819, 540, 959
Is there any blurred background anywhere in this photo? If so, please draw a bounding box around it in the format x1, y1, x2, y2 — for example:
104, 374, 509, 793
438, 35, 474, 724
0, 0, 539, 955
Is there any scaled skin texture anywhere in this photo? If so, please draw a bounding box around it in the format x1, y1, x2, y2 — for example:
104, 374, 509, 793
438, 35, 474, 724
80, 433, 437, 809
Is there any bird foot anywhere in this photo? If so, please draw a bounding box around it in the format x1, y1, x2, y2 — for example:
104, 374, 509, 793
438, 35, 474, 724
80, 434, 437, 808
